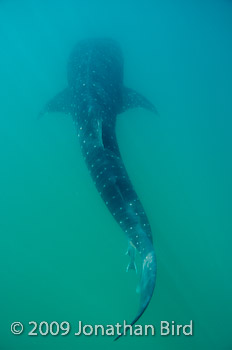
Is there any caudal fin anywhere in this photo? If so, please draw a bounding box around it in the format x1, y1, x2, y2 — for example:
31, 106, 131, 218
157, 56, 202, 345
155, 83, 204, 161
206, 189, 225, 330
114, 249, 156, 341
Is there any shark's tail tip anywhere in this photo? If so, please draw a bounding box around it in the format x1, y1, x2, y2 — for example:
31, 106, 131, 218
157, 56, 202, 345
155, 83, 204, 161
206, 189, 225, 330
114, 334, 121, 341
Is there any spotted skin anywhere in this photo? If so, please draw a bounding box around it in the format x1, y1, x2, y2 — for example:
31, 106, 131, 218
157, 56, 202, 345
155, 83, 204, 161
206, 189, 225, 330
41, 38, 157, 339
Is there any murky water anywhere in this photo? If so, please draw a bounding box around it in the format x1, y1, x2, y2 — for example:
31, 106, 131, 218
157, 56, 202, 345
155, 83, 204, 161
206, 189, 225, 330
1, 0, 232, 349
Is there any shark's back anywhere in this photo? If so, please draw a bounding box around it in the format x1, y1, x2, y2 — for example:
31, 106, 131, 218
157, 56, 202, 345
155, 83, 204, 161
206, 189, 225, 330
67, 38, 124, 114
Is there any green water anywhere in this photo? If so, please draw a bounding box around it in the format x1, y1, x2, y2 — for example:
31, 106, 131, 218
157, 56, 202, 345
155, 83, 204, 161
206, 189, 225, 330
1, 0, 232, 349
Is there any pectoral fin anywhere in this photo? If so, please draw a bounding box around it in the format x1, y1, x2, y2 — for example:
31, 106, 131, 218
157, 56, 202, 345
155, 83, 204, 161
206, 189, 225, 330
38, 88, 75, 118
121, 86, 158, 115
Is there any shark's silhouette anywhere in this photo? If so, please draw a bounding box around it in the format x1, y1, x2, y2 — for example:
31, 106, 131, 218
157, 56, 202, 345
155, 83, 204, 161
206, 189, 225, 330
41, 38, 157, 340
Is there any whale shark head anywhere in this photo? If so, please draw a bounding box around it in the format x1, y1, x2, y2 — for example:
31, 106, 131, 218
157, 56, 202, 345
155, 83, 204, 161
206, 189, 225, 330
67, 38, 124, 89
39, 37, 158, 119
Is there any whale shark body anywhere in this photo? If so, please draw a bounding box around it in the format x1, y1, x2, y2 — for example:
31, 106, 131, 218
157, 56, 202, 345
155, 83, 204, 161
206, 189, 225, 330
41, 38, 157, 339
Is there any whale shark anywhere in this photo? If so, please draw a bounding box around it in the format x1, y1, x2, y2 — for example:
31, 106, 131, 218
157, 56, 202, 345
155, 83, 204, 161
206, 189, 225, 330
40, 38, 157, 340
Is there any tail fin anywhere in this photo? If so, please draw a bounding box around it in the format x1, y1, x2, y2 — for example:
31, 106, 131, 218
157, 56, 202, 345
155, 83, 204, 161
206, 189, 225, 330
114, 249, 156, 341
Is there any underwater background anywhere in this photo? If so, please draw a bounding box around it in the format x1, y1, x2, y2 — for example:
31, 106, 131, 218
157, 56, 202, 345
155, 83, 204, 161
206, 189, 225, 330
1, 0, 232, 349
